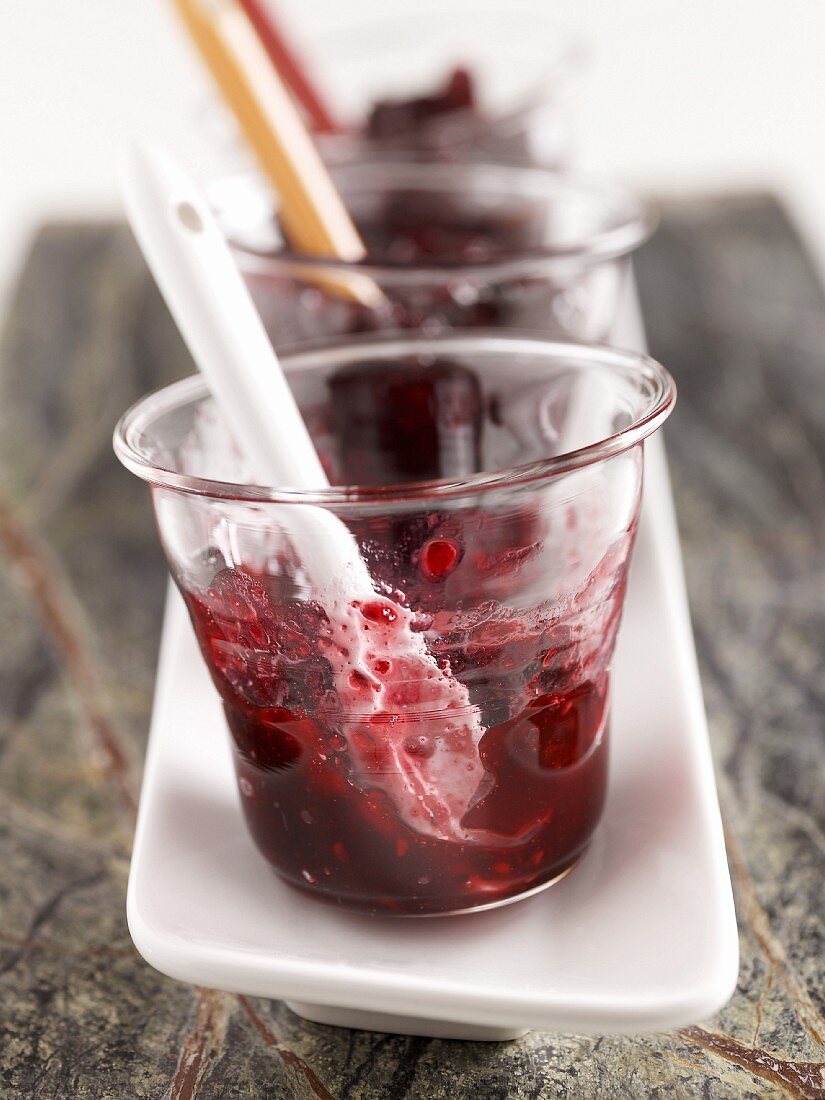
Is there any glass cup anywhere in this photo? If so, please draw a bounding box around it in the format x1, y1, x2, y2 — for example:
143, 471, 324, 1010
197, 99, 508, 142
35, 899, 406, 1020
201, 11, 583, 170
114, 332, 675, 915
307, 10, 584, 167
211, 160, 654, 350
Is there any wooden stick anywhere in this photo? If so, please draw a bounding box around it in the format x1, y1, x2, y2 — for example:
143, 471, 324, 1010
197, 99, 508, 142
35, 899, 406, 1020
172, 0, 382, 305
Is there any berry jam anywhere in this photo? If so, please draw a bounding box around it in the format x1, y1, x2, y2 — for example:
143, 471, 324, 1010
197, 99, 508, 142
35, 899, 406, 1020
361, 66, 532, 163
240, 179, 557, 347
366, 67, 477, 146
179, 355, 636, 914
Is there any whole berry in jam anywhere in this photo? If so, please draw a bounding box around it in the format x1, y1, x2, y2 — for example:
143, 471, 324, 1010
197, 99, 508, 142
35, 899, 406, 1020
419, 537, 460, 581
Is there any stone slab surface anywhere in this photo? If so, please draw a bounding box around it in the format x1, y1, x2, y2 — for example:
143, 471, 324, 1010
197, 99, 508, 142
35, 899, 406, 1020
0, 204, 823, 1097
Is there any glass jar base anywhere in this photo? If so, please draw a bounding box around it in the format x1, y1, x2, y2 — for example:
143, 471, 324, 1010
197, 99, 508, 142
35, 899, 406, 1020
413, 851, 586, 918
278, 846, 588, 918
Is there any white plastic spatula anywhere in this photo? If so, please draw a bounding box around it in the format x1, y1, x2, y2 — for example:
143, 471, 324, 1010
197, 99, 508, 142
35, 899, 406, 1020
120, 144, 486, 844
120, 143, 372, 596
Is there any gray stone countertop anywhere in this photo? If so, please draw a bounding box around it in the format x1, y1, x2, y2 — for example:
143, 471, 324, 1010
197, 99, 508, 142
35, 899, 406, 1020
0, 197, 823, 1097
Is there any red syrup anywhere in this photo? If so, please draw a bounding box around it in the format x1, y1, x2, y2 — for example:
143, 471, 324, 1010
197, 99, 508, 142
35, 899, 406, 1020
179, 357, 630, 914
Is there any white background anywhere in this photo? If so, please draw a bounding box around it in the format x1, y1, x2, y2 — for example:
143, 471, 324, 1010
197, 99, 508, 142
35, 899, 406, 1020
2, 0, 825, 302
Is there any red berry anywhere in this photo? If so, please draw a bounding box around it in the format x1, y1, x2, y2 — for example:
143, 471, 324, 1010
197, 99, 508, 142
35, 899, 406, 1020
419, 537, 460, 581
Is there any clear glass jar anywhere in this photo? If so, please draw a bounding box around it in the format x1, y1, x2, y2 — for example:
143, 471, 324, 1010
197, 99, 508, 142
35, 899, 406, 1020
307, 10, 584, 167
211, 161, 654, 349
114, 332, 675, 915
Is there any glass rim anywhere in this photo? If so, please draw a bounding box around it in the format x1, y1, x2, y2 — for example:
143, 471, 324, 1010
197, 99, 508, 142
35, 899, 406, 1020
211, 164, 656, 285
114, 331, 676, 508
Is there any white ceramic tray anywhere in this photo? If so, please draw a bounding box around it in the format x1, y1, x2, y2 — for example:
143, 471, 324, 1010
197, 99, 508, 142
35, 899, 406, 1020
126, 303, 739, 1041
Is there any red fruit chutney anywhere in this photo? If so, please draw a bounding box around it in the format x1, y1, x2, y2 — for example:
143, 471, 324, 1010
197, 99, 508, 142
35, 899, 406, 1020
181, 357, 626, 914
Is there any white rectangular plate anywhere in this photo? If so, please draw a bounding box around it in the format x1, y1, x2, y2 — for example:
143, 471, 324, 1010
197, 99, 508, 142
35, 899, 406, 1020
127, 302, 739, 1040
